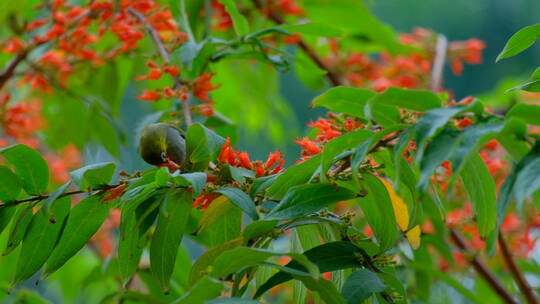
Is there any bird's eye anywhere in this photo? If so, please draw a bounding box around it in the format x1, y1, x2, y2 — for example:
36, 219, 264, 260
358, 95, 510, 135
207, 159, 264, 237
160, 152, 167, 162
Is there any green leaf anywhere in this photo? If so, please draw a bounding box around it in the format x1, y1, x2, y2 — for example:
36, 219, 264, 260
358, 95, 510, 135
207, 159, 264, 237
341, 269, 386, 304
356, 174, 400, 252
514, 157, 540, 207
296, 276, 346, 304
3, 205, 33, 256
217, 0, 249, 36
173, 41, 202, 67
0, 206, 15, 236
267, 154, 322, 200
255, 242, 365, 298
0, 166, 21, 202
243, 220, 278, 243
13, 289, 53, 304
155, 167, 170, 187
174, 172, 207, 196
214, 187, 258, 220
365, 101, 402, 127
368, 87, 442, 112
212, 247, 319, 279
449, 122, 504, 175
42, 181, 72, 217
251, 174, 280, 195
0, 144, 49, 195
266, 184, 356, 220
207, 299, 262, 304
227, 165, 255, 184
418, 128, 461, 190
509, 80, 540, 92
311, 86, 374, 117
150, 189, 192, 293
414, 101, 481, 160
186, 123, 225, 170
321, 130, 372, 176
188, 238, 243, 287
460, 154, 497, 236
282, 22, 343, 37
304, 0, 402, 53
175, 276, 223, 304
118, 194, 164, 284
496, 24, 540, 61
507, 68, 540, 92
43, 195, 110, 277
70, 162, 116, 190
12, 197, 71, 286
506, 103, 540, 125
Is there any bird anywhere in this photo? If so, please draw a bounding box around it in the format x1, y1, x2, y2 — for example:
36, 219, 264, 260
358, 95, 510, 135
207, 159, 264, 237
139, 123, 186, 171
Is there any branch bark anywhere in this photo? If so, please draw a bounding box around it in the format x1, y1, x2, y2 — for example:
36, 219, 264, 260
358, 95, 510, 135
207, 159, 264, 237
431, 35, 447, 91
250, 0, 342, 86
449, 229, 519, 304
498, 231, 538, 304
0, 50, 29, 90
0, 184, 119, 209
127, 7, 193, 126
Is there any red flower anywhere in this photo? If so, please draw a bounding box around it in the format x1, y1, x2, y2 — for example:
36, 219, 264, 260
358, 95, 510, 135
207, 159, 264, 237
163, 65, 180, 77
26, 19, 48, 31
264, 151, 281, 169
163, 87, 176, 98
451, 60, 463, 76
103, 184, 128, 202
136, 90, 161, 101
455, 118, 473, 128
136, 68, 162, 81
295, 137, 321, 156
270, 156, 285, 175
2, 38, 24, 54
238, 152, 252, 169
193, 193, 218, 210
463, 38, 486, 64
192, 73, 220, 103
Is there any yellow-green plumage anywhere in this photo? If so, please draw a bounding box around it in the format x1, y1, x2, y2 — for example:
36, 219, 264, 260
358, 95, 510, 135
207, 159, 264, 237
139, 123, 186, 167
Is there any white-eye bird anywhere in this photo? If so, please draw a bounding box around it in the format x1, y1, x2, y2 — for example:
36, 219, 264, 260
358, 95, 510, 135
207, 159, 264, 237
139, 123, 186, 171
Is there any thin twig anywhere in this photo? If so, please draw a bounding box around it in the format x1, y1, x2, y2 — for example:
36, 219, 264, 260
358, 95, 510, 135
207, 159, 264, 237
0, 50, 29, 90
250, 0, 342, 86
449, 229, 518, 304
498, 231, 538, 304
127, 7, 193, 126
431, 35, 447, 91
0, 184, 119, 209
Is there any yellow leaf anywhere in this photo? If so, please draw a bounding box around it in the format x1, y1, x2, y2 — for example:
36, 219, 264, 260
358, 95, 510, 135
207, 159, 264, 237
378, 177, 409, 231
406, 225, 421, 249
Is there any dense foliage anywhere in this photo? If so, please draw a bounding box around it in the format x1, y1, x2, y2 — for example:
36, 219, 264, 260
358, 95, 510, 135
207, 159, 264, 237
0, 0, 539, 303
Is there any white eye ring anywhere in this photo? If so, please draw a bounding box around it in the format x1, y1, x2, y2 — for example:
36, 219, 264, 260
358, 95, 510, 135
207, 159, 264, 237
161, 152, 167, 162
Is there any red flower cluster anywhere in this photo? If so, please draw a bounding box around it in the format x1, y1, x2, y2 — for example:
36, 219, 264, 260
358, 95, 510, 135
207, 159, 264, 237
192, 193, 219, 210
218, 137, 284, 177
295, 114, 364, 161
324, 28, 485, 92
449, 38, 486, 75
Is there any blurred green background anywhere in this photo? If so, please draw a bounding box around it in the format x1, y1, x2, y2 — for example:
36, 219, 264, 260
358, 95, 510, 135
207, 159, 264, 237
234, 0, 540, 163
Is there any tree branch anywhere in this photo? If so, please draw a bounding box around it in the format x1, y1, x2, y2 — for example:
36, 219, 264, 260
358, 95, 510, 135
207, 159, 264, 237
0, 50, 29, 90
0, 184, 119, 209
431, 34, 447, 91
127, 7, 193, 126
250, 0, 342, 86
449, 229, 518, 304
498, 231, 538, 304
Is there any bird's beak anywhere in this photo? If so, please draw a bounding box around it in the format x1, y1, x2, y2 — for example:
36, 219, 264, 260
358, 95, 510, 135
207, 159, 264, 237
158, 153, 181, 172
